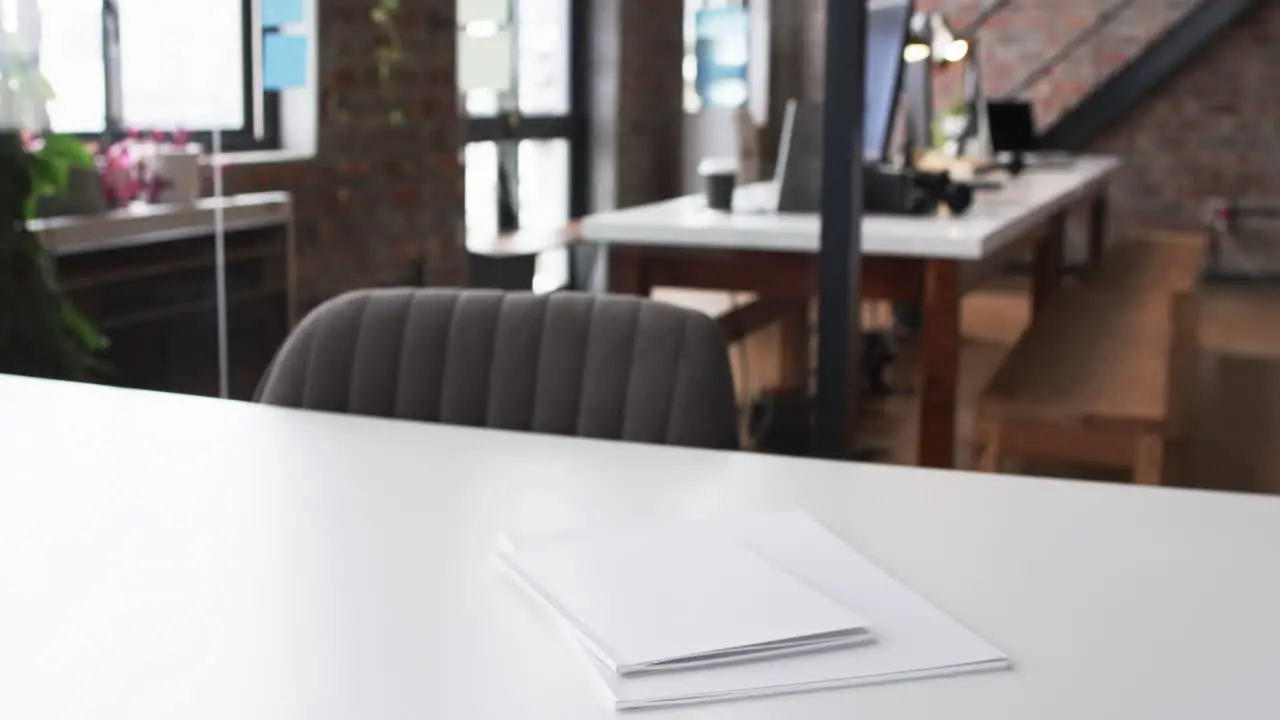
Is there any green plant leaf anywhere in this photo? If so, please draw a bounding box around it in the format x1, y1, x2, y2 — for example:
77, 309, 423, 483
61, 303, 110, 353
26, 153, 65, 196
40, 134, 94, 168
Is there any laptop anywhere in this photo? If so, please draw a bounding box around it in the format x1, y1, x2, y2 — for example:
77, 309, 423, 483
734, 99, 800, 214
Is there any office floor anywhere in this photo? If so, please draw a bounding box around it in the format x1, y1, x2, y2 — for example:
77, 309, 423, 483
656, 280, 1280, 495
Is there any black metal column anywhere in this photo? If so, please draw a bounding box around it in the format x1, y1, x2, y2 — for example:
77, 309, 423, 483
813, 0, 868, 459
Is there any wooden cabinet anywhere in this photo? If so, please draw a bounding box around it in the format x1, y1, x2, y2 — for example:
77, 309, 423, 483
32, 194, 296, 400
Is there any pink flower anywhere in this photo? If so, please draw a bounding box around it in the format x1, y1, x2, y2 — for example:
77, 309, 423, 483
20, 128, 41, 152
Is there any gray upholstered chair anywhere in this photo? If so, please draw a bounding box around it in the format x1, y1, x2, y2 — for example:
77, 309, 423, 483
256, 289, 740, 450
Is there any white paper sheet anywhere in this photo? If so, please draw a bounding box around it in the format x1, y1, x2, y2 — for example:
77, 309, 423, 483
504, 510, 1009, 709
501, 520, 871, 675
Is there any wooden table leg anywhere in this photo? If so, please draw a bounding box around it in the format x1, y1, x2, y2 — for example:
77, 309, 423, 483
1087, 194, 1109, 268
917, 259, 961, 469
778, 300, 810, 392
1032, 211, 1067, 317
608, 249, 652, 296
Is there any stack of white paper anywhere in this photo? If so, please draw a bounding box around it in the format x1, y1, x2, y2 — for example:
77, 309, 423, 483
498, 510, 1008, 710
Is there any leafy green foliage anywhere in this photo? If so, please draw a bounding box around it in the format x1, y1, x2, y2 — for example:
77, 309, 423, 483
371, 0, 406, 125
0, 131, 108, 381
24, 134, 95, 219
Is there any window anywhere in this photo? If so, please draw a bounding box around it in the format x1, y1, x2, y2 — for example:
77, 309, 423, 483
459, 0, 585, 292
36, 0, 277, 149
684, 0, 749, 114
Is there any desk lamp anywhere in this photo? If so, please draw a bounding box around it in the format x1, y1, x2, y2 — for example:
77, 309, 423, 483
902, 12, 987, 160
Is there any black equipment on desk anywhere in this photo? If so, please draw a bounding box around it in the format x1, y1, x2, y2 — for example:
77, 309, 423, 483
985, 99, 1076, 176
864, 164, 976, 216
986, 99, 1037, 176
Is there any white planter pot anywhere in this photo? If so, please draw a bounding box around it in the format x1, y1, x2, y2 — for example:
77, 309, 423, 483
150, 145, 202, 203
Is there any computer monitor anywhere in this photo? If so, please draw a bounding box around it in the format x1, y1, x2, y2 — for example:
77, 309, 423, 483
986, 99, 1038, 154
769, 2, 913, 213
864, 0, 914, 162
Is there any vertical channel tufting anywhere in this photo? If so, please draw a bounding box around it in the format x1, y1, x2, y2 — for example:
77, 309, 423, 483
256, 289, 739, 450
342, 292, 377, 414
380, 292, 411, 418
390, 291, 459, 422
436, 290, 468, 424
298, 292, 368, 412
530, 293, 593, 435
660, 314, 691, 445
439, 291, 503, 426
574, 295, 641, 439
525, 292, 555, 431
296, 308, 323, 408
563, 293, 596, 435
621, 301, 689, 444
487, 293, 548, 430
666, 311, 740, 449
481, 294, 505, 427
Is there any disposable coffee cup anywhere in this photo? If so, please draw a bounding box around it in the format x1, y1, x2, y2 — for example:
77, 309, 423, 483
699, 157, 738, 211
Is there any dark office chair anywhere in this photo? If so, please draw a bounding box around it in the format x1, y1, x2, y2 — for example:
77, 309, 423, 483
256, 289, 740, 450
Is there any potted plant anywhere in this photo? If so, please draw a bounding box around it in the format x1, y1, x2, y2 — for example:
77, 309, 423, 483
0, 131, 109, 380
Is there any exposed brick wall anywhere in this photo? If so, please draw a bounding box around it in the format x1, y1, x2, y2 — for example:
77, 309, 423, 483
1096, 1, 1280, 232
614, 0, 686, 207
219, 0, 462, 313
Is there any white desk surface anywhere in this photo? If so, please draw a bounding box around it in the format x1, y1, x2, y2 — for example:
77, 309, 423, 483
2, 375, 1278, 720
580, 155, 1120, 260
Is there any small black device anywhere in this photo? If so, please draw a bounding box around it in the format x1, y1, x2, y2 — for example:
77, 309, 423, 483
986, 99, 1038, 175
865, 164, 935, 216
863, 164, 976, 216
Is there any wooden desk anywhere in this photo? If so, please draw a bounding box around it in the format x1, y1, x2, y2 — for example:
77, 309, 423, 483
32, 192, 298, 323
2, 375, 1279, 719
29, 194, 296, 399
581, 156, 1120, 467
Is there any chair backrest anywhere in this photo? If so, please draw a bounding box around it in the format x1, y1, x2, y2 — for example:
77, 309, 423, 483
256, 289, 740, 450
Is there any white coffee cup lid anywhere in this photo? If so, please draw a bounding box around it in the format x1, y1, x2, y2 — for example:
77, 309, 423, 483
698, 157, 739, 176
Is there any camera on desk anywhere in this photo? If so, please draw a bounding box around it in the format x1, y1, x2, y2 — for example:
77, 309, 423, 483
864, 164, 975, 217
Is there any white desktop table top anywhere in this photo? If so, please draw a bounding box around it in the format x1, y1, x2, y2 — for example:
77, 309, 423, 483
2, 375, 1278, 720
580, 155, 1120, 260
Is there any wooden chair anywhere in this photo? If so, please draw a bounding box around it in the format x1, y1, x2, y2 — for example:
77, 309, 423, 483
975, 234, 1204, 484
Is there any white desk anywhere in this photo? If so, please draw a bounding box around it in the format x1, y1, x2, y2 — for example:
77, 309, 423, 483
581, 157, 1121, 468
581, 156, 1119, 260
2, 376, 1279, 719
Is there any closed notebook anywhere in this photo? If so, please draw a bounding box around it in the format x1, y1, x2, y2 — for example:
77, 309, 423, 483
499, 523, 873, 676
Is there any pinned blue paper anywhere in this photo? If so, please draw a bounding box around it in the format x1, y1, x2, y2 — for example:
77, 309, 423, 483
264, 34, 308, 90
261, 0, 304, 27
